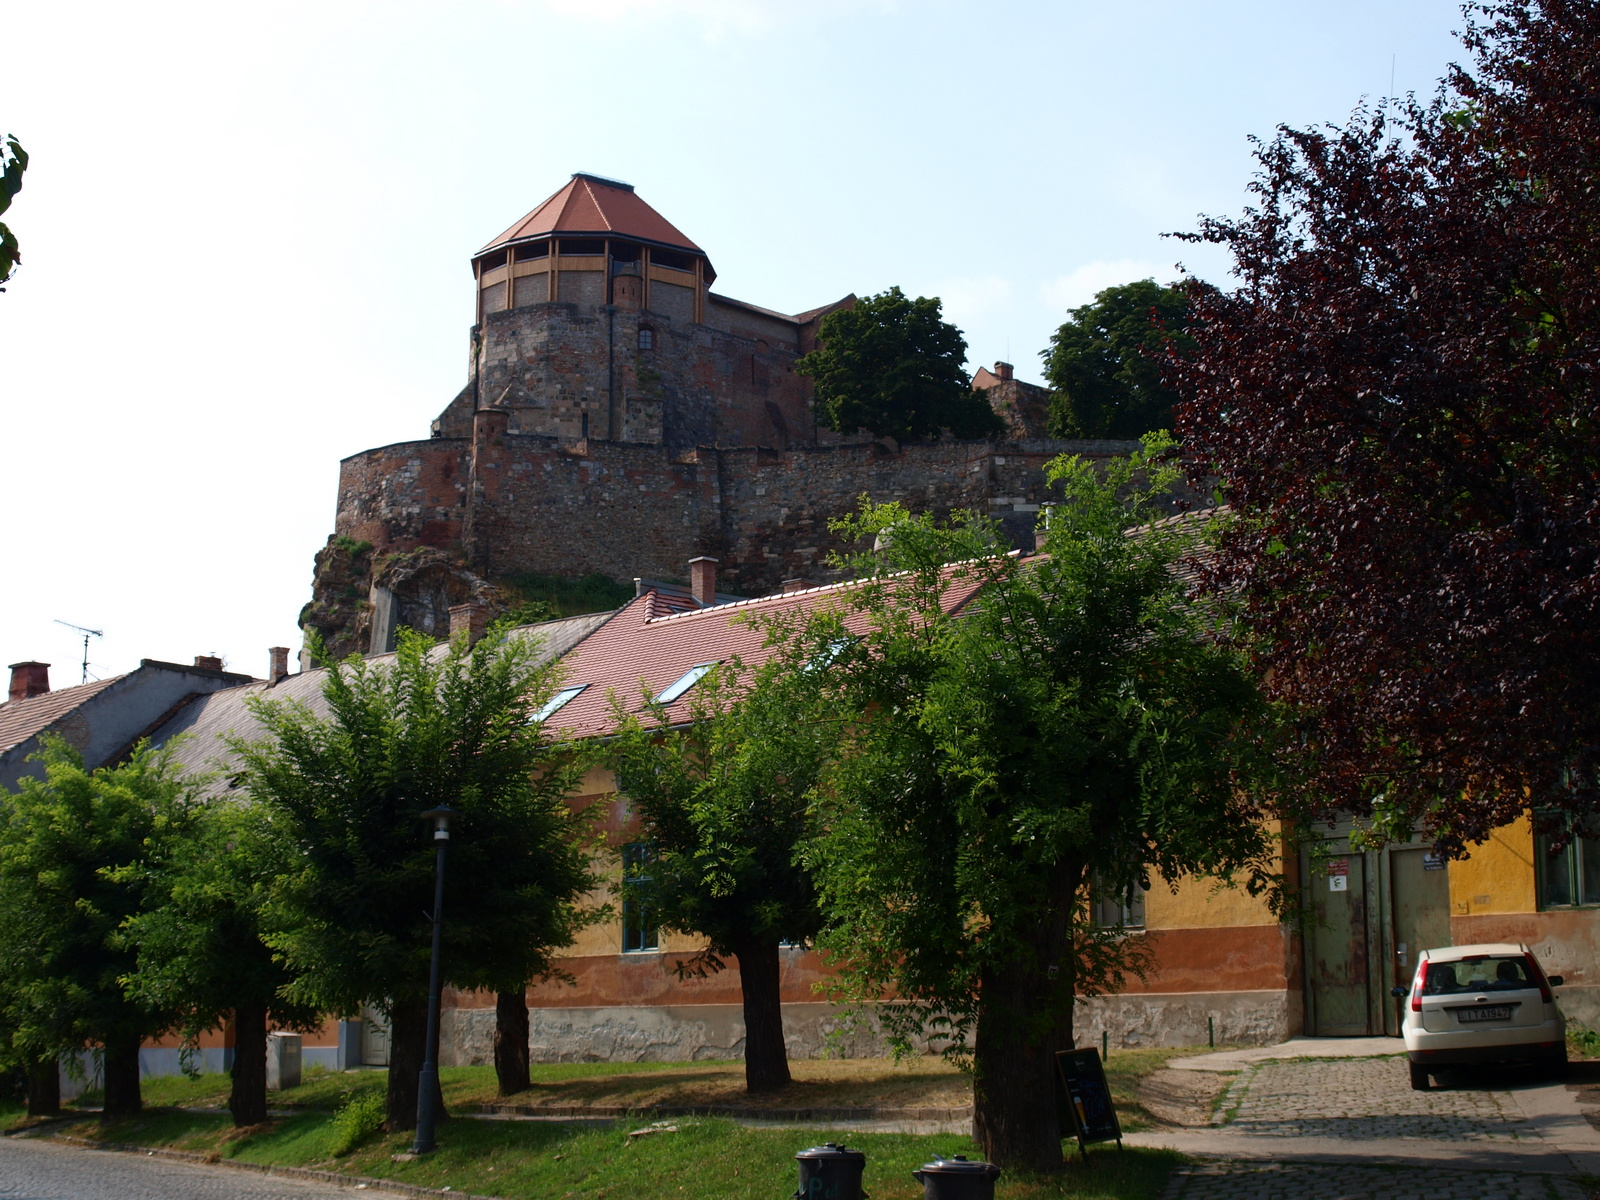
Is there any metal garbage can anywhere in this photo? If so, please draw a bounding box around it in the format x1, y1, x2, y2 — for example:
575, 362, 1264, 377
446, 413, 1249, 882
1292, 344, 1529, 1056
911, 1154, 1001, 1200
793, 1141, 867, 1200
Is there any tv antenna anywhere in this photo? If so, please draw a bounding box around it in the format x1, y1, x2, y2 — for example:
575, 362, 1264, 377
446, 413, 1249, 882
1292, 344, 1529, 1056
53, 620, 103, 684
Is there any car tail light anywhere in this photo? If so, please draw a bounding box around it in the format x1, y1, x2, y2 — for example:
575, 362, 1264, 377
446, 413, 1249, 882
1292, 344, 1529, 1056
1524, 952, 1553, 1003
1411, 963, 1424, 1012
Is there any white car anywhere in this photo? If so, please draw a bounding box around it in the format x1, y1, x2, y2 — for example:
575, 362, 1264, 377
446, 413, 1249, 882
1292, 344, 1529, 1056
1393, 942, 1567, 1090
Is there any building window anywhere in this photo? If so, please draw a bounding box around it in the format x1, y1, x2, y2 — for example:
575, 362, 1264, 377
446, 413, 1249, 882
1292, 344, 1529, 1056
638, 327, 653, 351
1090, 877, 1147, 929
622, 842, 658, 952
1536, 816, 1600, 908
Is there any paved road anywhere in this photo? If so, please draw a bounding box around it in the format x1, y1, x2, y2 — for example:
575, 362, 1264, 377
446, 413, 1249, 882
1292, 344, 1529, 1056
1136, 1043, 1600, 1199
0, 1135, 396, 1200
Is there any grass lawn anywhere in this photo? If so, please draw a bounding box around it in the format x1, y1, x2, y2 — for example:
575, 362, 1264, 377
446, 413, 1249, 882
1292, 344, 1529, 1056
37, 1107, 1182, 1200
100, 1048, 1199, 1132
5, 1051, 1202, 1199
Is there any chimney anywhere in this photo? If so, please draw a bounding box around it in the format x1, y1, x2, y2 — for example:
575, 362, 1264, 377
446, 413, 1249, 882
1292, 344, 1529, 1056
994, 361, 1014, 381
268, 646, 291, 683
449, 601, 489, 645
689, 556, 719, 608
194, 655, 224, 672
7, 662, 50, 703
782, 578, 817, 594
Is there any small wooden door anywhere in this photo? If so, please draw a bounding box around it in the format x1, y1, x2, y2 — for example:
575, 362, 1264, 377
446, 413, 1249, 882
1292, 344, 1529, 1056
361, 1004, 391, 1066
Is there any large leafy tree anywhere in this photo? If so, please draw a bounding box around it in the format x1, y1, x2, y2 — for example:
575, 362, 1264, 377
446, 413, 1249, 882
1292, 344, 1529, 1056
0, 132, 25, 290
1171, 0, 1600, 846
121, 803, 321, 1127
606, 659, 833, 1094
801, 435, 1279, 1172
796, 286, 1003, 441
0, 738, 198, 1121
232, 625, 599, 1131
1042, 280, 1192, 439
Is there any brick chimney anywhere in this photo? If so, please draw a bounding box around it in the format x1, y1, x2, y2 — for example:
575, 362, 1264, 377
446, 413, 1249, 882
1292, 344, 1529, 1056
689, 556, 719, 608
194, 655, 224, 672
268, 646, 291, 683
993, 361, 1014, 381
449, 601, 489, 645
7, 662, 50, 703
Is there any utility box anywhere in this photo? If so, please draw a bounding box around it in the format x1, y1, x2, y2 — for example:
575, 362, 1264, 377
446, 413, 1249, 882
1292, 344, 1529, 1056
266, 1032, 302, 1091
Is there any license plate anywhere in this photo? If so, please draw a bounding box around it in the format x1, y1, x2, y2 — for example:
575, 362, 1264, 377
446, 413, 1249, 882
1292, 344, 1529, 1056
1456, 1005, 1513, 1023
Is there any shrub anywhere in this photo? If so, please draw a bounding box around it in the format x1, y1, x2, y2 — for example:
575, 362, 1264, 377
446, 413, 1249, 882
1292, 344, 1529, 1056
326, 1091, 386, 1156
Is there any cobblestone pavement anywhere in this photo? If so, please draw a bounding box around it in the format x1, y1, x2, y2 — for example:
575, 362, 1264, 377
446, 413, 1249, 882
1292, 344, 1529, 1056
1161, 1159, 1589, 1200
1217, 1057, 1536, 1140
0, 1135, 400, 1200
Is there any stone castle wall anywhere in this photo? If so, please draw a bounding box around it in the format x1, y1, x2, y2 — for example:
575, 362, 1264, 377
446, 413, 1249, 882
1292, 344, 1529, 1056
332, 415, 1185, 603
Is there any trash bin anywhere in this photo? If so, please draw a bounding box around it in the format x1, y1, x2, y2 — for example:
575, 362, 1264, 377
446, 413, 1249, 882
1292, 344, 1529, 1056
793, 1141, 867, 1200
265, 1032, 302, 1091
910, 1154, 1001, 1200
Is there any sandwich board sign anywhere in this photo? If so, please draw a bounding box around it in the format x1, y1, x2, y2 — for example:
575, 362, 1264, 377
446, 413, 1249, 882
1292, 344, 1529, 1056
1055, 1047, 1122, 1160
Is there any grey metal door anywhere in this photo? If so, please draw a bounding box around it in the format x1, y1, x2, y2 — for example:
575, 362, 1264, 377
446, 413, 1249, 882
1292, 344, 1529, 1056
1386, 847, 1452, 1034
1306, 851, 1373, 1036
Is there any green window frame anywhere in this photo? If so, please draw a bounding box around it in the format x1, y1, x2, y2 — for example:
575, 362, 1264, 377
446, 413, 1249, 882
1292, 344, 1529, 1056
622, 841, 658, 952
1535, 815, 1600, 909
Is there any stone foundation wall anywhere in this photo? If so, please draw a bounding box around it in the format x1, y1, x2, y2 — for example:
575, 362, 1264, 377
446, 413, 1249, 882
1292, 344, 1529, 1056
440, 991, 1291, 1067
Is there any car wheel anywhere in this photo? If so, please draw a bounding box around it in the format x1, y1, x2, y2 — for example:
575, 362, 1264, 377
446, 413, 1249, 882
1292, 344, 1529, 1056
1409, 1061, 1430, 1091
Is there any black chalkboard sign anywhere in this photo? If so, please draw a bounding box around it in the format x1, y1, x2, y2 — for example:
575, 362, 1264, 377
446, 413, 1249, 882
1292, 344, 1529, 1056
1056, 1048, 1122, 1159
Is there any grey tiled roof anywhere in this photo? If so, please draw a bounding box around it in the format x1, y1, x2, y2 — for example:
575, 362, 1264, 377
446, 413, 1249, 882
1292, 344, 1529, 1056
152, 611, 617, 797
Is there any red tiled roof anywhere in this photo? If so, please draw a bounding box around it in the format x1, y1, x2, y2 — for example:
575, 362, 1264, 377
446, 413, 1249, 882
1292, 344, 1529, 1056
544, 572, 988, 740
0, 674, 124, 756
480, 174, 703, 256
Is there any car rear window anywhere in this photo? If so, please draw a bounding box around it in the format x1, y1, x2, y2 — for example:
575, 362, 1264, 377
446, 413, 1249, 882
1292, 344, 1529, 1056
1423, 956, 1536, 994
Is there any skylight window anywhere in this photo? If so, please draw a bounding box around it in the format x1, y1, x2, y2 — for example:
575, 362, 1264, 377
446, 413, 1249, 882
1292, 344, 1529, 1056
533, 685, 587, 722
655, 663, 716, 705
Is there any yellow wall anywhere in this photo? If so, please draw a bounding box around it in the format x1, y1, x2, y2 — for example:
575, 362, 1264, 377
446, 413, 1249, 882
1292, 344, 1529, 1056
1146, 872, 1279, 930
1449, 813, 1537, 916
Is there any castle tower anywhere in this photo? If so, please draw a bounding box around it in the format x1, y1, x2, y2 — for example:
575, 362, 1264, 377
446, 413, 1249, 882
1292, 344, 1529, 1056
472, 173, 714, 326
433, 173, 851, 450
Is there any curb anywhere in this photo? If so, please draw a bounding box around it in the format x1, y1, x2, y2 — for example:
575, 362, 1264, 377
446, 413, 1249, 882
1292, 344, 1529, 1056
48, 1132, 505, 1200
477, 1101, 974, 1122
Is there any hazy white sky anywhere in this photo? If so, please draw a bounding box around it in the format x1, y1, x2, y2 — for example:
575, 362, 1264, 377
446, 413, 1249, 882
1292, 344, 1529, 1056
2, 0, 1464, 682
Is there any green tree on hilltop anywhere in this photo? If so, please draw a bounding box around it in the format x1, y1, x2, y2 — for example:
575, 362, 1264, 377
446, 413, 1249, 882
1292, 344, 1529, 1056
797, 286, 1003, 442
1042, 279, 1192, 439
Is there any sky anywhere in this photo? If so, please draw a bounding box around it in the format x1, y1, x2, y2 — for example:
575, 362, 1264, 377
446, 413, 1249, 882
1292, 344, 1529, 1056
1, 0, 1468, 683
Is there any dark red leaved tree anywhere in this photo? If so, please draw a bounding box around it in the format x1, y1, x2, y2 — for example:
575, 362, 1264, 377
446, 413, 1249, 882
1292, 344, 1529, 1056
1172, 0, 1600, 848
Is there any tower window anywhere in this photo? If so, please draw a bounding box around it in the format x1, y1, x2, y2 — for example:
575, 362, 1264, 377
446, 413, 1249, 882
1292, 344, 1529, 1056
638, 327, 654, 351
651, 248, 693, 272
513, 241, 549, 262
560, 238, 605, 256
476, 251, 507, 274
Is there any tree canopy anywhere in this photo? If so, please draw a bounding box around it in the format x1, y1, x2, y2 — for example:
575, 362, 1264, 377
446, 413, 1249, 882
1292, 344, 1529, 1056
0, 738, 199, 1121
1042, 279, 1192, 439
0, 133, 25, 290
796, 286, 1002, 442
232, 625, 599, 1129
798, 435, 1279, 1171
606, 658, 834, 1093
1171, 0, 1600, 848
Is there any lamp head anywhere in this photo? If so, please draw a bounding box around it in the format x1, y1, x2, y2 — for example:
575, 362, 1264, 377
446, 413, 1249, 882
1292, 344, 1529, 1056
419, 805, 457, 841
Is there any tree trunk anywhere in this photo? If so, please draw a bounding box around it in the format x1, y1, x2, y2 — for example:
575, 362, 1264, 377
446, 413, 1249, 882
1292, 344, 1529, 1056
970, 860, 1082, 1172
733, 937, 791, 1093
385, 997, 445, 1132
229, 1001, 269, 1127
100, 1032, 143, 1123
27, 1057, 60, 1117
494, 990, 531, 1096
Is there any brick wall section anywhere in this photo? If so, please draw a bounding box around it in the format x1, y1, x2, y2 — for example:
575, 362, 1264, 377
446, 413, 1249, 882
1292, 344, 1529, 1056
332, 427, 1200, 598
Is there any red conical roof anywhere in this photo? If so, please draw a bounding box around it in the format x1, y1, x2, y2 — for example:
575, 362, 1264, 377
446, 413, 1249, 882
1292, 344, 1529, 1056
479, 174, 703, 256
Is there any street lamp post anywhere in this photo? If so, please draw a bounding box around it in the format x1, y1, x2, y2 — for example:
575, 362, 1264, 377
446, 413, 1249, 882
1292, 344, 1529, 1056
412, 805, 456, 1155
